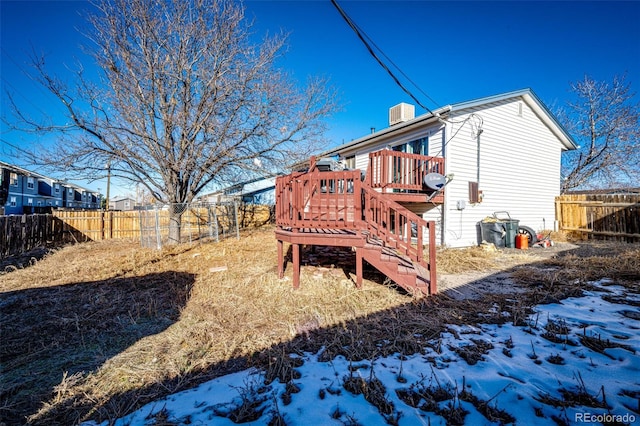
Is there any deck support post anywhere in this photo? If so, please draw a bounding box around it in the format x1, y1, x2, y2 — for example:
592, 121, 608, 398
277, 239, 284, 279
428, 222, 437, 294
355, 247, 363, 288
292, 243, 301, 289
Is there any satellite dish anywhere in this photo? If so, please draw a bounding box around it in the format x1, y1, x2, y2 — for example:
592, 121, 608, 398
423, 173, 446, 190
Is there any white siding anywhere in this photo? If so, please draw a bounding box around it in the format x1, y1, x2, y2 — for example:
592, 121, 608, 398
331, 95, 567, 248
443, 99, 563, 247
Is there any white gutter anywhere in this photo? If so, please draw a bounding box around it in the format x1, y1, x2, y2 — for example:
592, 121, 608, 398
321, 105, 452, 157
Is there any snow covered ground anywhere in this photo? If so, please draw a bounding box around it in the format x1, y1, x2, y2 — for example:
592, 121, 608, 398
85, 279, 640, 425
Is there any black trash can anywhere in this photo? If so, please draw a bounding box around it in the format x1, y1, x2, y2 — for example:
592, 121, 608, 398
480, 220, 506, 247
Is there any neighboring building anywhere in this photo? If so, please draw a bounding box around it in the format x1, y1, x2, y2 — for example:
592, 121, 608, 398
200, 175, 281, 205
108, 196, 137, 211
0, 161, 102, 215
320, 88, 578, 247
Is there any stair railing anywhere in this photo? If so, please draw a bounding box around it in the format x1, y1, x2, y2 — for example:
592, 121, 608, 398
361, 185, 435, 270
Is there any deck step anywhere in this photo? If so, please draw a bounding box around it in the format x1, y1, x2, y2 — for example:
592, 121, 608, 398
361, 236, 432, 296
397, 264, 417, 276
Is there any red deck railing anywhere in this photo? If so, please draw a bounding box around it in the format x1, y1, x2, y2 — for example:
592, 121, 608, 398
275, 162, 436, 262
275, 167, 363, 230
367, 150, 445, 192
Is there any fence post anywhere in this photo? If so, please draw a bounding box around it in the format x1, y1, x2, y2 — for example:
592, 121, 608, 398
234, 200, 240, 240
138, 210, 144, 247
207, 206, 213, 239
21, 214, 27, 254
213, 203, 219, 242
155, 206, 162, 250
100, 211, 105, 240
108, 211, 113, 239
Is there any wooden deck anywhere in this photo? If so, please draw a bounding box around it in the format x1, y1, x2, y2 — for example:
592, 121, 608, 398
275, 153, 441, 296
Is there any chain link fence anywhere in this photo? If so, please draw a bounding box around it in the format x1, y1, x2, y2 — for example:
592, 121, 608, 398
139, 201, 272, 249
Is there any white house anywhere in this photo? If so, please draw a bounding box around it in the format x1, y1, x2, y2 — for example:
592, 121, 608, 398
321, 88, 578, 248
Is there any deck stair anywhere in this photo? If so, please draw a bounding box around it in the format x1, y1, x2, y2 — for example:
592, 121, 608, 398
361, 234, 432, 295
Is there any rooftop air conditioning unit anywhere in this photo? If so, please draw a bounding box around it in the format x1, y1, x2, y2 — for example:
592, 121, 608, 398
389, 103, 415, 126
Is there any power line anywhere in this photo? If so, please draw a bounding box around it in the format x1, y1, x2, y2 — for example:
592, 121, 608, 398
330, 0, 438, 114
346, 15, 441, 110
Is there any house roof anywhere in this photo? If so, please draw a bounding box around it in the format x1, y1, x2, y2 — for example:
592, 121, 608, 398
0, 160, 52, 181
200, 174, 283, 199
322, 88, 578, 157
109, 196, 136, 202
0, 160, 101, 194
450, 88, 578, 151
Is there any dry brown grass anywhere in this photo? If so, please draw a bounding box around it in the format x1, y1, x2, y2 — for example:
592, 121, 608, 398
1, 227, 408, 425
1, 226, 638, 425
436, 245, 500, 274
436, 242, 547, 275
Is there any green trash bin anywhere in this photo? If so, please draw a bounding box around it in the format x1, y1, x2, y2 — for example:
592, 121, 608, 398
503, 219, 520, 248
493, 211, 519, 248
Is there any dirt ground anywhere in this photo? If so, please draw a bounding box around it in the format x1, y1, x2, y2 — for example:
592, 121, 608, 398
438, 241, 610, 299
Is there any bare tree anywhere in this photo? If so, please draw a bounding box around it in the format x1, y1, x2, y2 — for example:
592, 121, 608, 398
7, 0, 338, 243
560, 74, 639, 193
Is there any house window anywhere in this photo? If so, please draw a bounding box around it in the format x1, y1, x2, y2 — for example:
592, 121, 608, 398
124, 200, 130, 209
10, 173, 18, 186
69, 188, 73, 194
27, 198, 33, 205
55, 201, 59, 206
409, 137, 428, 155
27, 177, 34, 189
37, 201, 42, 206
343, 155, 356, 169
10, 196, 16, 206
54, 184, 60, 194
392, 137, 428, 155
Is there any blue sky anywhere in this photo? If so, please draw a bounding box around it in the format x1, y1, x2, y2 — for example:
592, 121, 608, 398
1, 0, 639, 194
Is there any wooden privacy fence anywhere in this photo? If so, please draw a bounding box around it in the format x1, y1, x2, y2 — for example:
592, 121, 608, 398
0, 214, 65, 259
555, 194, 640, 242
0, 203, 274, 259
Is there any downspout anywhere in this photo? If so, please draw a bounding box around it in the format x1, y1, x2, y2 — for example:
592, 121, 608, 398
440, 120, 447, 246
477, 129, 482, 187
